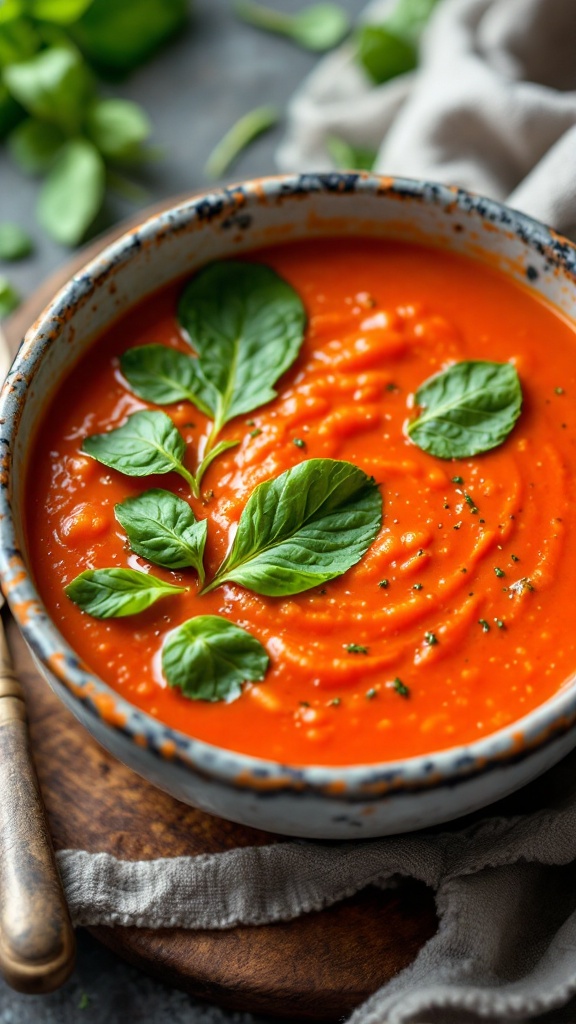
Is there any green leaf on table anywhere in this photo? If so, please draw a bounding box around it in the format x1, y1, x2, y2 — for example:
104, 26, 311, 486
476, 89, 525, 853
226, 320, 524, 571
37, 137, 105, 245
0, 275, 20, 317
162, 615, 269, 702
234, 1, 350, 52
357, 24, 416, 84
408, 361, 523, 459
85, 97, 151, 162
71, 0, 187, 74
0, 17, 41, 64
178, 261, 306, 431
8, 117, 64, 173
357, 0, 440, 84
3, 46, 94, 134
204, 105, 279, 179
65, 567, 186, 618
115, 488, 207, 580
203, 458, 382, 597
0, 222, 32, 260
120, 344, 216, 417
27, 0, 96, 24
327, 136, 377, 171
386, 0, 440, 44
82, 410, 197, 492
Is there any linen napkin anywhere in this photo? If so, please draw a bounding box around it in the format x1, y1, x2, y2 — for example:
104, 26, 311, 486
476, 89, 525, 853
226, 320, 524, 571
51, 1, 576, 1021
277, 0, 576, 240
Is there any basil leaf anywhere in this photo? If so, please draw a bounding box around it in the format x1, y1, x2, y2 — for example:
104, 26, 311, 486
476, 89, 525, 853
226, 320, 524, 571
65, 568, 186, 619
82, 410, 197, 492
85, 98, 151, 163
8, 117, 65, 173
0, 275, 20, 317
204, 458, 382, 597
204, 105, 279, 179
27, 0, 95, 24
178, 261, 306, 431
327, 136, 377, 171
234, 1, 350, 52
37, 138, 105, 246
162, 615, 269, 702
408, 361, 523, 459
357, 24, 416, 84
3, 46, 93, 134
120, 344, 216, 417
71, 0, 187, 74
0, 222, 32, 260
115, 488, 207, 580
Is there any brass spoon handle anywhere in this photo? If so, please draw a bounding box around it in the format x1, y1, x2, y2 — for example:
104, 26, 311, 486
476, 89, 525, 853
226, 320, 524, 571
0, 623, 75, 992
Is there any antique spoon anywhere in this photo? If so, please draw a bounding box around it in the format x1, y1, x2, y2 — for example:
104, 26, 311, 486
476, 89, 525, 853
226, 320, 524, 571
0, 328, 75, 992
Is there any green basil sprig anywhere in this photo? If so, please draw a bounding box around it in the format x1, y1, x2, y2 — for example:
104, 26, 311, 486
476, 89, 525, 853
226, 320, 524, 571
203, 458, 382, 597
82, 410, 198, 494
65, 567, 186, 618
115, 489, 207, 580
162, 615, 269, 702
120, 344, 215, 413
177, 261, 306, 488
408, 361, 522, 459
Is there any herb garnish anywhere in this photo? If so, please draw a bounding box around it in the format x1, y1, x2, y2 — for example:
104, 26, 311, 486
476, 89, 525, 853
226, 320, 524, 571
202, 458, 382, 597
0, 222, 33, 261
408, 361, 522, 459
494, 567, 505, 578
424, 632, 438, 646
391, 677, 409, 698
65, 568, 186, 618
82, 410, 198, 493
234, 0, 350, 51
162, 615, 268, 702
204, 105, 279, 179
345, 643, 369, 654
478, 619, 490, 632
378, 578, 389, 588
114, 489, 207, 580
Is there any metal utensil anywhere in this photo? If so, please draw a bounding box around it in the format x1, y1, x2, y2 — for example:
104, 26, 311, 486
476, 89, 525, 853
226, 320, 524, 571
0, 328, 75, 992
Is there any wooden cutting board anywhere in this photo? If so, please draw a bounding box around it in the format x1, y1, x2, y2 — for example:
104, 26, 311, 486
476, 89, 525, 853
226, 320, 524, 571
3, 211, 438, 1021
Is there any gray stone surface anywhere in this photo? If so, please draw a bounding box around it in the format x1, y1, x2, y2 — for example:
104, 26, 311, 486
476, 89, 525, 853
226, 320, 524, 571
0, 0, 363, 1021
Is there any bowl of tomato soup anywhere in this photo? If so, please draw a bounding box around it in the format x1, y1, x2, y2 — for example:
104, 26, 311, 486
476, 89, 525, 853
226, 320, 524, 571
2, 174, 576, 839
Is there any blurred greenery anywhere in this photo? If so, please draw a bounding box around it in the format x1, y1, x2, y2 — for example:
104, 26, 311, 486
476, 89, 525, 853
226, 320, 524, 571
0, 0, 188, 246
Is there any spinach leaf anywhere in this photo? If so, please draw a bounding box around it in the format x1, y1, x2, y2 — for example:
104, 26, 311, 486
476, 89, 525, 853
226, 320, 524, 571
0, 221, 32, 260
8, 117, 65, 173
204, 105, 279, 179
234, 1, 350, 52
120, 344, 216, 416
82, 410, 198, 494
178, 261, 306, 431
0, 275, 19, 316
162, 615, 269, 702
408, 361, 523, 459
65, 567, 186, 618
3, 46, 93, 134
115, 488, 207, 580
37, 137, 105, 245
203, 458, 382, 597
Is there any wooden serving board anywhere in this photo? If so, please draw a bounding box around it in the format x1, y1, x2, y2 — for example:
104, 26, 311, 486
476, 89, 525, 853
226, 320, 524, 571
3, 214, 438, 1020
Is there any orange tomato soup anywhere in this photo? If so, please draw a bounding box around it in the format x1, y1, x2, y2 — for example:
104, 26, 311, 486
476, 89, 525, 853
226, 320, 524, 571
25, 239, 576, 765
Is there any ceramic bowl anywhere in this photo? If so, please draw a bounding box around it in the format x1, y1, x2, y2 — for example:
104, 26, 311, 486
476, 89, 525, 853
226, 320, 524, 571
2, 173, 576, 840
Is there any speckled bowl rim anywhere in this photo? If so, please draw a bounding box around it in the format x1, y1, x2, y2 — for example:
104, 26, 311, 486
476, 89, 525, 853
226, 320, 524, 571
2, 171, 576, 800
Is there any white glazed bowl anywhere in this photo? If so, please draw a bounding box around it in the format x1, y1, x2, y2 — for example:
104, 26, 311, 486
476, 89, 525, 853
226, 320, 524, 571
2, 173, 576, 839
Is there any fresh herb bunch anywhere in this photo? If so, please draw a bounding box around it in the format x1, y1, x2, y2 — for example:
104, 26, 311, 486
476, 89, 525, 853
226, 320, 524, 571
0, 0, 188, 246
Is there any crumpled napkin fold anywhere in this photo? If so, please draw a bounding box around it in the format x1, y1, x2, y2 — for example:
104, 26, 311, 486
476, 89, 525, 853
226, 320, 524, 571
276, 0, 576, 239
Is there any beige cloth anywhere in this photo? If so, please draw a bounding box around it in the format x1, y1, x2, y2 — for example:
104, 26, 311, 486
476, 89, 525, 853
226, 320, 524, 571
54, 2, 576, 1021
277, 0, 576, 239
